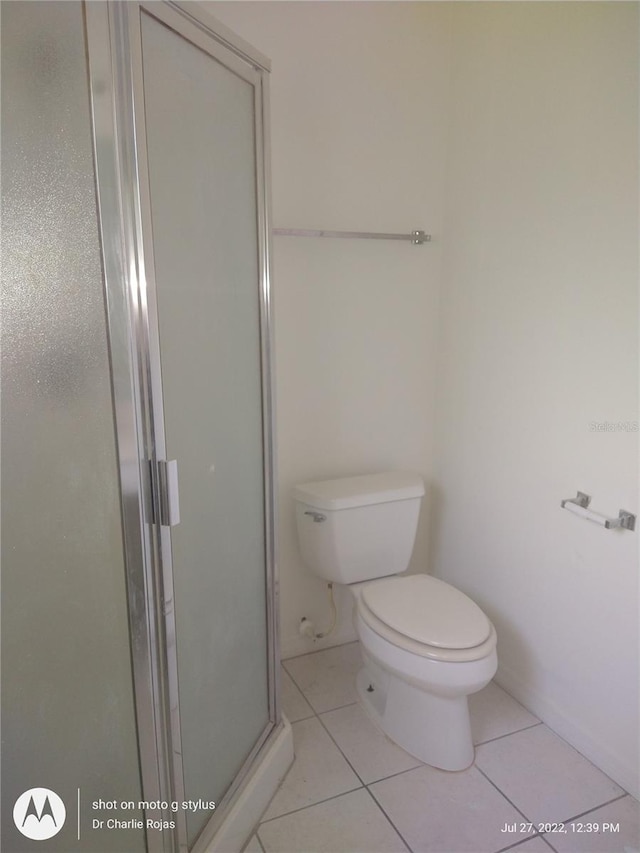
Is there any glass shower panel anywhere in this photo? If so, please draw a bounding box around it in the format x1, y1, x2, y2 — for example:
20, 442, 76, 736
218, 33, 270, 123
139, 12, 269, 845
1, 3, 145, 852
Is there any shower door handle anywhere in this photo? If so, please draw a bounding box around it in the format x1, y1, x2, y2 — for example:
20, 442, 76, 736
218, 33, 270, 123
157, 459, 181, 526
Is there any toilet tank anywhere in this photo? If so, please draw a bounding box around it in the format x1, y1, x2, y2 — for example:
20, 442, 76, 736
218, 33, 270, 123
293, 472, 425, 584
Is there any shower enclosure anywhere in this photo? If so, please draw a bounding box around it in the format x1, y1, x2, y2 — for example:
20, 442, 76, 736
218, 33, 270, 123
1, 2, 290, 851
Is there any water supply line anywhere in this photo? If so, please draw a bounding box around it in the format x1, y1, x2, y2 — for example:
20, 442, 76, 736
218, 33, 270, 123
299, 583, 337, 640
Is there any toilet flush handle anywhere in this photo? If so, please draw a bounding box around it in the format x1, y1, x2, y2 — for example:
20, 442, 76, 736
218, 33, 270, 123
304, 511, 326, 523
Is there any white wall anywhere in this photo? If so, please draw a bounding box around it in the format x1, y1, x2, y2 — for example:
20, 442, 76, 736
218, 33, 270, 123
209, 1, 451, 656
208, 1, 639, 796
433, 3, 639, 797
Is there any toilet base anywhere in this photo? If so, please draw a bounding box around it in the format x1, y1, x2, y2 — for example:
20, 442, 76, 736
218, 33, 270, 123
356, 658, 475, 771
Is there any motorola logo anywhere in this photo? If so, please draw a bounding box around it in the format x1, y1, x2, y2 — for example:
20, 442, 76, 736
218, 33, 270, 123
13, 788, 66, 840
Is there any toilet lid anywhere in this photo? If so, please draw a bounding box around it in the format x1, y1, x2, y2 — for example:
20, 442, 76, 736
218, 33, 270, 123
361, 575, 491, 649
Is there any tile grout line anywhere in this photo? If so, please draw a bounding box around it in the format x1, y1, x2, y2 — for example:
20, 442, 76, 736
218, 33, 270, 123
494, 833, 542, 853
315, 709, 368, 788
288, 699, 359, 719
282, 641, 359, 665
474, 720, 543, 747
286, 712, 315, 723
494, 832, 553, 853
553, 791, 630, 825
539, 833, 561, 853
258, 785, 364, 825
362, 785, 415, 853
280, 665, 315, 708
474, 763, 540, 828
312, 699, 359, 715
361, 762, 425, 786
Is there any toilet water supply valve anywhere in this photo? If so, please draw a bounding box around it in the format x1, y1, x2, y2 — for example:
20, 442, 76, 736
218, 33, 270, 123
299, 583, 336, 640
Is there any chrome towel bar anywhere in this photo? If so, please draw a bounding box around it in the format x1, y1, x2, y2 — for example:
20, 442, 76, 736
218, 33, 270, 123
561, 492, 636, 531
273, 227, 431, 245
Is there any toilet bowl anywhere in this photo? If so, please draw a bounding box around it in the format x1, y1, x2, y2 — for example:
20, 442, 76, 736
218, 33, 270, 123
293, 471, 498, 771
351, 574, 497, 770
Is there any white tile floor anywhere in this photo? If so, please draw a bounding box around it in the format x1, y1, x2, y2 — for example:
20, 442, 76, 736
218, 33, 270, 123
246, 642, 639, 853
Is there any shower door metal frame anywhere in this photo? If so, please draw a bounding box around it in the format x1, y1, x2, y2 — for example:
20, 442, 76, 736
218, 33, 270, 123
85, 3, 279, 851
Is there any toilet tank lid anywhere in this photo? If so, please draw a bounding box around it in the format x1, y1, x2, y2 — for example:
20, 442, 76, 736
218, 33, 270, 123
293, 471, 425, 511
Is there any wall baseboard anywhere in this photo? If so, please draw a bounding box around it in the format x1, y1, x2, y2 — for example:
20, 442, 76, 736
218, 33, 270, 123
496, 663, 639, 801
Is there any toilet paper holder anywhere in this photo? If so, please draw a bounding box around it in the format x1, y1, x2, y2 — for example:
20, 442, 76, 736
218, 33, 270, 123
561, 491, 636, 531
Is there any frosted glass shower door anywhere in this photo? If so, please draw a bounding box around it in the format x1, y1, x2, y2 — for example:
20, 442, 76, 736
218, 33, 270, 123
138, 9, 272, 846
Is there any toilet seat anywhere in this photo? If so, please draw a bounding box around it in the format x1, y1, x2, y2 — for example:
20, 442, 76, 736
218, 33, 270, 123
356, 575, 496, 663
363, 574, 491, 648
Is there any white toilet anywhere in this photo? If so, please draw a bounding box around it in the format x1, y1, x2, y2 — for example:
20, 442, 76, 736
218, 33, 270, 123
294, 471, 497, 771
